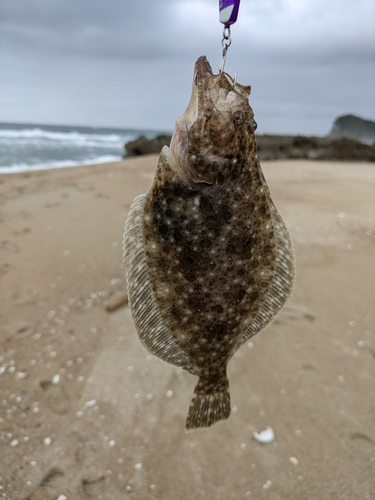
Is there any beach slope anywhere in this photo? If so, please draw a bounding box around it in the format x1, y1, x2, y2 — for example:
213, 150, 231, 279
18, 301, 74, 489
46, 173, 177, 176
0, 157, 374, 499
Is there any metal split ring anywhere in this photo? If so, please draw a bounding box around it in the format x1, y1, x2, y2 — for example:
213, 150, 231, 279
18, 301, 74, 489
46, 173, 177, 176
221, 27, 232, 48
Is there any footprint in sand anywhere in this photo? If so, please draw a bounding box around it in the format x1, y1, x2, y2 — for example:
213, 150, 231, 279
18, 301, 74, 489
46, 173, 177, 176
1, 240, 20, 253
82, 476, 106, 497
39, 468, 65, 487
0, 262, 11, 275
40, 380, 72, 415
274, 305, 316, 325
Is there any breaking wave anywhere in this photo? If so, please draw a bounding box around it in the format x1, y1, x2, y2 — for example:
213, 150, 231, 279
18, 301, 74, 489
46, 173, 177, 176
1, 155, 121, 175
0, 123, 164, 174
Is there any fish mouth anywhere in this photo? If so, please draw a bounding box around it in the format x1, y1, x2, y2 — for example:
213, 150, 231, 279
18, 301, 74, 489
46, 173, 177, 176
179, 55, 216, 134
193, 55, 214, 83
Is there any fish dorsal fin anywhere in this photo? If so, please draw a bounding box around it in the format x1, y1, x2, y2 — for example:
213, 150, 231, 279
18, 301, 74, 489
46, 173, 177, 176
235, 202, 295, 351
123, 194, 194, 371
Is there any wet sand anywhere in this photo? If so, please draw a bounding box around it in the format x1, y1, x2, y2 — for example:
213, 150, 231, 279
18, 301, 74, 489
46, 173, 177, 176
0, 157, 374, 499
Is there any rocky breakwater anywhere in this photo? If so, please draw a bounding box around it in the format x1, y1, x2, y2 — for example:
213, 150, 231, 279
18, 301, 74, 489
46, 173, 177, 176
256, 134, 375, 162
125, 132, 375, 162
124, 134, 172, 156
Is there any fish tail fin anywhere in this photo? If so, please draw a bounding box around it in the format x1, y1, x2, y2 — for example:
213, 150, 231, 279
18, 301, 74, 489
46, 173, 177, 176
185, 378, 231, 431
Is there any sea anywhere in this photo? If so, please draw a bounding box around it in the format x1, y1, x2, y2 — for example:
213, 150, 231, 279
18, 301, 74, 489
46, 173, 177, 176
0, 122, 170, 174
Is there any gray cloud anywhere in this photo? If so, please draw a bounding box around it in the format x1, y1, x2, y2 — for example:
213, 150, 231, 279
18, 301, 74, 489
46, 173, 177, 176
0, 0, 374, 134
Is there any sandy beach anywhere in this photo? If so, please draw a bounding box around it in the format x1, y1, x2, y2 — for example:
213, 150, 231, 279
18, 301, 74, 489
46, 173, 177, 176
0, 156, 374, 499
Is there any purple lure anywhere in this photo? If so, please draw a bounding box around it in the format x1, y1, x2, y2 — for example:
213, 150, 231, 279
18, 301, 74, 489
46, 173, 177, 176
219, 0, 241, 27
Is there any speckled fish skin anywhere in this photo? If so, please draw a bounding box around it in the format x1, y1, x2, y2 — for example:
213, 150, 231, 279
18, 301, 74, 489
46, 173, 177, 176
123, 56, 295, 430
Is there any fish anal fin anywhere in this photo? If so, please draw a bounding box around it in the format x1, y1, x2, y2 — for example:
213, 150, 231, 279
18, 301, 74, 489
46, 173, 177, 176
123, 192, 194, 373
123, 194, 146, 262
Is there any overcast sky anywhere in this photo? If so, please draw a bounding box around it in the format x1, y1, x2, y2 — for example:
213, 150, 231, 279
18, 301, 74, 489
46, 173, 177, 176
1, 0, 374, 135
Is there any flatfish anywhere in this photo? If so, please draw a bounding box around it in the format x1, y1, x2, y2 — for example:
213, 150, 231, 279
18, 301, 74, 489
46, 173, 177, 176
123, 56, 295, 430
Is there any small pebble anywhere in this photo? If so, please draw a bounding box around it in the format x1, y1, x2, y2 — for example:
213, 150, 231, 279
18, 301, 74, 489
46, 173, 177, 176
134, 463, 143, 471
85, 399, 96, 408
44, 437, 51, 446
10, 439, 19, 447
57, 496, 68, 500
108, 440, 116, 447
263, 480, 272, 490
52, 374, 60, 385
166, 390, 174, 398
106, 290, 128, 311
289, 456, 299, 466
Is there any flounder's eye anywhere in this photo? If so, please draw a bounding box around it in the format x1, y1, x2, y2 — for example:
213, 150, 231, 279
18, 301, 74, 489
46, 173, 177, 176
233, 111, 244, 125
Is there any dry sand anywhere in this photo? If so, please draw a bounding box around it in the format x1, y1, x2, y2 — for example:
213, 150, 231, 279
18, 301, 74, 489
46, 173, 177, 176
0, 156, 374, 499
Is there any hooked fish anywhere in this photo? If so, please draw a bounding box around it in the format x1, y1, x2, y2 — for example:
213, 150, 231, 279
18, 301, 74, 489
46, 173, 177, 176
123, 56, 295, 430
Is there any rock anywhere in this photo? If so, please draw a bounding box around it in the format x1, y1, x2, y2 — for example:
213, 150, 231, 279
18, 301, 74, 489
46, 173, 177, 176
105, 290, 128, 311
124, 134, 172, 156
328, 114, 375, 144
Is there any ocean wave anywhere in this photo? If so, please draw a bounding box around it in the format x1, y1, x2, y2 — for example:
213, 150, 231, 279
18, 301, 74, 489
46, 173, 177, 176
0, 127, 126, 147
0, 155, 122, 175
